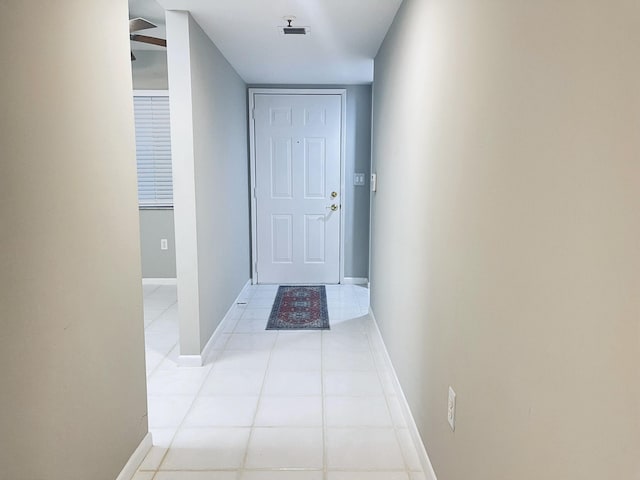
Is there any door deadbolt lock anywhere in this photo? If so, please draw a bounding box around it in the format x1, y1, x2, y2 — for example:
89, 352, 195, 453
331, 191, 338, 198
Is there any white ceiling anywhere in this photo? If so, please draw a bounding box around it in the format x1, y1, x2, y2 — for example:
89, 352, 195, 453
130, 0, 403, 84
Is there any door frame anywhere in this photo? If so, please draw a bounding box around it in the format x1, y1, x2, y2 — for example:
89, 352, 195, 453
248, 88, 347, 285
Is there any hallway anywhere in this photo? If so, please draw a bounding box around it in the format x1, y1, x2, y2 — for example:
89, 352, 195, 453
137, 284, 427, 479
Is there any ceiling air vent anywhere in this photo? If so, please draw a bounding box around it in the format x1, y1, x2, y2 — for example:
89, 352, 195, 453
282, 27, 308, 35
279, 17, 309, 36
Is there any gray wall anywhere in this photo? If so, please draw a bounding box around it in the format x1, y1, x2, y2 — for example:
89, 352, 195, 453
344, 86, 372, 279
133, 68, 372, 281
0, 1, 149, 479
139, 209, 177, 278
370, 1, 640, 479
167, 11, 251, 355
132, 50, 169, 90
249, 84, 372, 280
132, 51, 177, 279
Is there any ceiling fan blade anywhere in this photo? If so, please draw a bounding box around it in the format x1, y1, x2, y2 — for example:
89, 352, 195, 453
130, 34, 167, 47
129, 17, 157, 33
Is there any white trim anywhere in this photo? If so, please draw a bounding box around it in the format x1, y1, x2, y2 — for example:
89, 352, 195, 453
142, 278, 177, 285
133, 89, 169, 97
369, 308, 438, 480
342, 277, 369, 285
339, 91, 347, 284
248, 89, 258, 285
248, 88, 347, 285
178, 280, 252, 366
115, 432, 153, 480
177, 355, 203, 368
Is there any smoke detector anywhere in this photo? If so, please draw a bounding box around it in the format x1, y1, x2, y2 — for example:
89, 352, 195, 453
279, 16, 309, 35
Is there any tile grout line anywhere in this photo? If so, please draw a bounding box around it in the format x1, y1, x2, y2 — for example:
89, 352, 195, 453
141, 293, 180, 479
144, 297, 177, 327
238, 288, 279, 476
145, 341, 179, 380
226, 283, 265, 480
367, 307, 414, 478
220, 297, 257, 480
143, 284, 423, 479
145, 293, 255, 477
144, 298, 179, 379
142, 284, 162, 298
323, 287, 369, 479
321, 313, 328, 480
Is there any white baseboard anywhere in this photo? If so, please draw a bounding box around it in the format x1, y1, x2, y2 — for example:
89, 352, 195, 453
142, 278, 177, 285
177, 355, 203, 367
369, 309, 438, 480
115, 432, 153, 480
342, 277, 369, 285
178, 279, 252, 367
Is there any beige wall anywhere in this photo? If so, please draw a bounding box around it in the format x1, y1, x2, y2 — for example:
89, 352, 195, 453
0, 1, 148, 479
166, 11, 251, 355
370, 1, 640, 479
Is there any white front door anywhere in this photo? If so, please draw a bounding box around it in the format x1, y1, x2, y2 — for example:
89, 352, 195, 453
252, 93, 342, 284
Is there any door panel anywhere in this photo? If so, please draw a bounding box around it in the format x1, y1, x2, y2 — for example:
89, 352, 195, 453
304, 214, 326, 263
253, 94, 342, 284
304, 138, 326, 198
270, 138, 293, 198
271, 215, 293, 263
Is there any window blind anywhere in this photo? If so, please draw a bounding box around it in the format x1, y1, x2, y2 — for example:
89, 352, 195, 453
133, 95, 173, 207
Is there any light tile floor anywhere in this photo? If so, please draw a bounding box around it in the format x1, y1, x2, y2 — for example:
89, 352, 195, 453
137, 284, 426, 480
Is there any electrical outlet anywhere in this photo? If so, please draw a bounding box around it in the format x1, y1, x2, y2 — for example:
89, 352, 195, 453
353, 173, 366, 186
447, 386, 456, 431
160, 239, 168, 250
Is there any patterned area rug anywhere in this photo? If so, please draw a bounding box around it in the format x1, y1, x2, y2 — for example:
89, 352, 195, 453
266, 285, 330, 330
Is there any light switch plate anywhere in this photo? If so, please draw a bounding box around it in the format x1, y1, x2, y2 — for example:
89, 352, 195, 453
371, 173, 377, 192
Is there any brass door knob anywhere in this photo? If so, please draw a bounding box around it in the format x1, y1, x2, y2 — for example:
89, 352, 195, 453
330, 204, 338, 211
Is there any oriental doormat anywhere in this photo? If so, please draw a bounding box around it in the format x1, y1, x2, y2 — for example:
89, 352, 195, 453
266, 285, 330, 330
